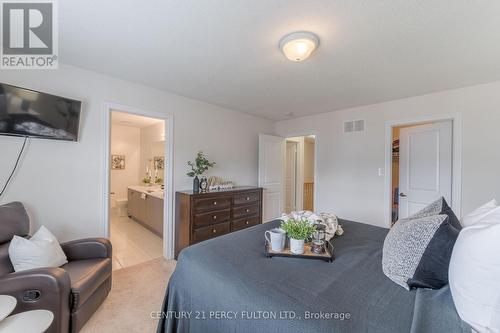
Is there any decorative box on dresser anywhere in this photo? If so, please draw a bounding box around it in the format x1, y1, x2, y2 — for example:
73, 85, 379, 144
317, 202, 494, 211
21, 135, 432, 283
175, 187, 263, 258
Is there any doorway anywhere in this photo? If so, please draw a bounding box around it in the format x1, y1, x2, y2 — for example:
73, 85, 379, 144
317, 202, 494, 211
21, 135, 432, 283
258, 133, 317, 222
284, 135, 316, 213
387, 116, 461, 227
103, 103, 174, 265
108, 111, 167, 269
285, 141, 297, 213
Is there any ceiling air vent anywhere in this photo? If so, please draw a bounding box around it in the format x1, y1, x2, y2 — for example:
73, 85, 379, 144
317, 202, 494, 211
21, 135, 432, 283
344, 121, 354, 133
343, 120, 365, 133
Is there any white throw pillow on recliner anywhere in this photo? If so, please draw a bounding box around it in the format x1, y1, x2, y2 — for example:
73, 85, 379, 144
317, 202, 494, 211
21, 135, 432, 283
449, 208, 500, 333
8, 226, 68, 272
461, 199, 498, 227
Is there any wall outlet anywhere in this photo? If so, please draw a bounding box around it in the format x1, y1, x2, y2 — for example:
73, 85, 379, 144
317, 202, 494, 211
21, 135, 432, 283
378, 168, 385, 176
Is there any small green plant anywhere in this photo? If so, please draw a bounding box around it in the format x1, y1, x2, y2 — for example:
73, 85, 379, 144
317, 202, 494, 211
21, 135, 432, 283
155, 178, 163, 184
142, 177, 151, 184
186, 151, 216, 177
280, 219, 316, 240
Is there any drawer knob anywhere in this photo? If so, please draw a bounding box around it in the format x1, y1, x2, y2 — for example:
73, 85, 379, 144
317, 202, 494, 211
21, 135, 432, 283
245, 209, 250, 213
246, 197, 250, 201
212, 229, 217, 233
213, 201, 217, 205
213, 215, 217, 220
245, 221, 249, 225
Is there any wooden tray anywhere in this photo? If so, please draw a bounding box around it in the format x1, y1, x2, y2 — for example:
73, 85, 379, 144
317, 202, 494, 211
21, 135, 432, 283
265, 240, 335, 262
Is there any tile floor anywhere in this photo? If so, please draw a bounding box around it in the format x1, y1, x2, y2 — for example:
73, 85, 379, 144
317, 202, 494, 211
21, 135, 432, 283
110, 210, 163, 270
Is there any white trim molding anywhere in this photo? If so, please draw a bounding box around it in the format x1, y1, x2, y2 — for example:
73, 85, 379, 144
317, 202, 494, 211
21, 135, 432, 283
101, 102, 175, 259
383, 113, 463, 228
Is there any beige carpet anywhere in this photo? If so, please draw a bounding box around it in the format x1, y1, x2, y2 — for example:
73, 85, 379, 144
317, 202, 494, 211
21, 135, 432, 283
81, 258, 176, 333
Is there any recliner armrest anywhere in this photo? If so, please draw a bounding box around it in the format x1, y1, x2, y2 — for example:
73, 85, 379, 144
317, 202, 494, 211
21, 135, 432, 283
61, 238, 112, 261
0, 267, 71, 333
0, 267, 71, 296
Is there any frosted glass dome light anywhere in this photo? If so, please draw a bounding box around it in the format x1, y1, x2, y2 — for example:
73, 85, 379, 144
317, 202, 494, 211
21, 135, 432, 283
279, 32, 319, 62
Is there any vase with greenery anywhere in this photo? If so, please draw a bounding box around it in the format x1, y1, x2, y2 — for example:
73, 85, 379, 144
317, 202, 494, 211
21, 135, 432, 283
142, 177, 151, 185
280, 218, 316, 254
186, 151, 216, 193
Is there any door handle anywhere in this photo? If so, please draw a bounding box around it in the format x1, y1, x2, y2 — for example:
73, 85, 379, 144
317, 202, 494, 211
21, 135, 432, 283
399, 193, 407, 197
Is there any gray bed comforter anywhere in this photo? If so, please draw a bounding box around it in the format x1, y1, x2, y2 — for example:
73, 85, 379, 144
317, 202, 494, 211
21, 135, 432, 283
157, 220, 470, 333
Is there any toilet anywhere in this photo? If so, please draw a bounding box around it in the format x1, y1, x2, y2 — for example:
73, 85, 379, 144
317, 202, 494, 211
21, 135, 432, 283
116, 198, 128, 217
110, 192, 117, 209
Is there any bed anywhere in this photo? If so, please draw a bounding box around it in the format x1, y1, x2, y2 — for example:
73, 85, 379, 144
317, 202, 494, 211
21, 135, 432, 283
157, 219, 470, 333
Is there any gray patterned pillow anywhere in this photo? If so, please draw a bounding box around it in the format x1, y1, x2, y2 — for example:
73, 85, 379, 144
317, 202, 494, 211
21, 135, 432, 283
382, 214, 459, 290
407, 197, 462, 230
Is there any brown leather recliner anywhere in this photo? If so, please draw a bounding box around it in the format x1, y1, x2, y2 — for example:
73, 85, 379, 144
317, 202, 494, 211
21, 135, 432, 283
0, 202, 112, 333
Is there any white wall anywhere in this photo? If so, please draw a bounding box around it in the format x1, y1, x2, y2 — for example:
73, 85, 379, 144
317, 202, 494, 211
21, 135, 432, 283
0, 64, 274, 241
276, 81, 500, 228
110, 124, 140, 200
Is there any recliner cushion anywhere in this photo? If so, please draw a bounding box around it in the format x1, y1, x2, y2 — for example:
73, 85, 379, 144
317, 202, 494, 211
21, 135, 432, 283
0, 202, 29, 276
62, 258, 112, 311
0, 243, 14, 276
0, 202, 29, 244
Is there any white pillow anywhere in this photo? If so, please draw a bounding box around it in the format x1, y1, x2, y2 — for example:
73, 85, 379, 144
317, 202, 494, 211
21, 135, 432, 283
449, 208, 500, 332
8, 226, 68, 272
461, 199, 498, 227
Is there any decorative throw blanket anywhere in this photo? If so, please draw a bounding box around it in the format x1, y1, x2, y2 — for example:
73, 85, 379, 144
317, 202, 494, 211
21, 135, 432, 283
280, 211, 343, 240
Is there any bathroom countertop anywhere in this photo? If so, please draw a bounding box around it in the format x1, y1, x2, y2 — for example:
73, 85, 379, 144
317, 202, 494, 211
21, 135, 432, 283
128, 185, 164, 199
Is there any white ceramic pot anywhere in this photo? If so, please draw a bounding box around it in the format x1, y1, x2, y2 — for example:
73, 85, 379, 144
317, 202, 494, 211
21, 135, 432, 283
289, 238, 305, 254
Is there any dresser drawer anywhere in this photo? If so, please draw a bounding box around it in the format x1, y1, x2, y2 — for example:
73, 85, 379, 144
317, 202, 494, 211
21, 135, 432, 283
193, 209, 230, 228
232, 216, 260, 232
233, 191, 260, 206
193, 197, 231, 212
175, 188, 263, 258
192, 222, 230, 243
232, 204, 260, 219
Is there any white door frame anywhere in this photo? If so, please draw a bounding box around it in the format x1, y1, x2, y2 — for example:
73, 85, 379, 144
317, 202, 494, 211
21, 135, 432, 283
384, 113, 462, 228
284, 131, 319, 211
101, 102, 175, 259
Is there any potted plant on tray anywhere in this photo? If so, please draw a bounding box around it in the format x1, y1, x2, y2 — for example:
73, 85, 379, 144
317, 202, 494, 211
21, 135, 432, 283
280, 219, 316, 254
186, 151, 216, 193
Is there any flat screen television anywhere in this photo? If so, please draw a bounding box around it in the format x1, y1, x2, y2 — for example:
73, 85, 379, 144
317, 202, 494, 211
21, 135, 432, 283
0, 83, 81, 141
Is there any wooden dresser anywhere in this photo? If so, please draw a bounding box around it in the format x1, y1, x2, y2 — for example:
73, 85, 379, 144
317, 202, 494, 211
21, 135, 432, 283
175, 187, 263, 257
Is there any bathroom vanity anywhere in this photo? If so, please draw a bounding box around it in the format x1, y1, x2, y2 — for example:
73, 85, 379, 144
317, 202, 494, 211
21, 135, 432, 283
127, 186, 164, 237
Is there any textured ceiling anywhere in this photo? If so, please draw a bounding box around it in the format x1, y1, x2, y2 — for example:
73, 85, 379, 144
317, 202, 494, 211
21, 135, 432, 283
60, 1, 500, 120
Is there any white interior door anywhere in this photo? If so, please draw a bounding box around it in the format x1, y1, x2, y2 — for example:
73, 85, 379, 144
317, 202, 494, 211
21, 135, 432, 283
259, 134, 285, 222
285, 141, 297, 213
399, 121, 452, 218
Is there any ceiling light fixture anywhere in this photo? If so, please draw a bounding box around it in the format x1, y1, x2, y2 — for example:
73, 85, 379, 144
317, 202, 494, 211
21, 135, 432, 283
279, 31, 319, 62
